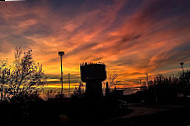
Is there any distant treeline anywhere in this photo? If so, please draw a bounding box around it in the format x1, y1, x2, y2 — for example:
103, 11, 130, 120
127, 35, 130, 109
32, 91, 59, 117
125, 71, 190, 104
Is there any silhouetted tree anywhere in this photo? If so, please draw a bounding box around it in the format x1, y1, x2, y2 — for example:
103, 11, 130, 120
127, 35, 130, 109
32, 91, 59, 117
0, 47, 46, 100
139, 71, 190, 104
108, 73, 119, 87
0, 60, 11, 100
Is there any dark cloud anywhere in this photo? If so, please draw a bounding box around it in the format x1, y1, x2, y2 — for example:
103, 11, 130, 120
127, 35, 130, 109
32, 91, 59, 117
172, 41, 190, 53
49, 0, 114, 11
93, 33, 142, 58
92, 57, 103, 61
111, 56, 139, 66
137, 0, 190, 23
0, 34, 33, 53
118, 0, 144, 16
0, 17, 7, 26
25, 0, 42, 7
117, 34, 141, 45
66, 42, 98, 56
12, 13, 37, 23
159, 44, 190, 66
5, 34, 33, 47
24, 23, 52, 37
45, 0, 116, 22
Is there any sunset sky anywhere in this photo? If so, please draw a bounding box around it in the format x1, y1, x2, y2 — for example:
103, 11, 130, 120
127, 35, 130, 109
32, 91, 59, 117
0, 0, 190, 87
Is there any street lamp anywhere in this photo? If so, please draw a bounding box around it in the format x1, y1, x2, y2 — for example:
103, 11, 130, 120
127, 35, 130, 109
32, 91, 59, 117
58, 51, 64, 95
180, 62, 184, 73
180, 62, 185, 83
145, 73, 148, 88
68, 73, 70, 95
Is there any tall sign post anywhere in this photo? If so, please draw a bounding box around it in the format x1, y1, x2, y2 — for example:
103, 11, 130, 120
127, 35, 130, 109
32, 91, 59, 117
68, 73, 70, 95
58, 51, 64, 95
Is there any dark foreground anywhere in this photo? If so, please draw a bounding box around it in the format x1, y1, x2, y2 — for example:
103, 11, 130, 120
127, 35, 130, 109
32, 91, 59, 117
0, 96, 190, 126
105, 104, 190, 126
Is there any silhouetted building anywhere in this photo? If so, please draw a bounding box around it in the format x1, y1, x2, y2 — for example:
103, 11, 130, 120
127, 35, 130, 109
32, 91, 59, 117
80, 62, 107, 97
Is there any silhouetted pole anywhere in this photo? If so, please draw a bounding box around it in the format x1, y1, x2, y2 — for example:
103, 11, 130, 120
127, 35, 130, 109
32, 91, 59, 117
68, 73, 70, 95
180, 62, 184, 73
58, 51, 64, 95
180, 62, 185, 84
146, 73, 148, 88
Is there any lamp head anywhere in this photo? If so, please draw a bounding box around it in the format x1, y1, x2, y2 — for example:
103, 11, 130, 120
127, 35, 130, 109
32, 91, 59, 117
180, 62, 184, 67
58, 51, 64, 56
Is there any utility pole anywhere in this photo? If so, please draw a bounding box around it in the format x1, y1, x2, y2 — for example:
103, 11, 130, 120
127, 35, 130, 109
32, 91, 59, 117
180, 62, 184, 73
68, 73, 70, 95
180, 62, 185, 85
58, 51, 64, 95
146, 73, 149, 88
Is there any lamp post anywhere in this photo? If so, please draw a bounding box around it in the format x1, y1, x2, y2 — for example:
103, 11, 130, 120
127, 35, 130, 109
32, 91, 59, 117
68, 73, 70, 95
180, 62, 184, 73
58, 51, 64, 95
180, 62, 185, 84
145, 73, 148, 88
